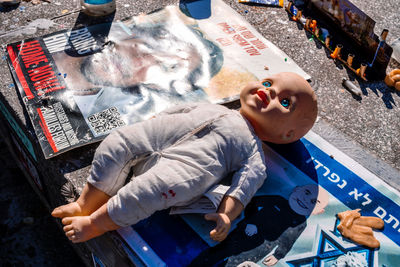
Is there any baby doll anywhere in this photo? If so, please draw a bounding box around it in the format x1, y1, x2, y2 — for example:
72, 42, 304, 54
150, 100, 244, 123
52, 72, 318, 244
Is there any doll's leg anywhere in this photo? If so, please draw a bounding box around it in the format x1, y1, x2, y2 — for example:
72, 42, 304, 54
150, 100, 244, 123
59, 156, 215, 243
52, 127, 146, 218
61, 201, 120, 243
106, 156, 214, 227
52, 183, 111, 218
59, 158, 181, 243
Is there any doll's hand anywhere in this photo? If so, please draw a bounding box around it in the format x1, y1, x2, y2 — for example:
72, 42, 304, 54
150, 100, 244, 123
262, 255, 278, 266
245, 223, 258, 236
205, 212, 231, 242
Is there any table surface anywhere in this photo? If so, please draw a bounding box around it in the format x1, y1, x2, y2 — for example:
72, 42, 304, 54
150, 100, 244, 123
0, 0, 399, 185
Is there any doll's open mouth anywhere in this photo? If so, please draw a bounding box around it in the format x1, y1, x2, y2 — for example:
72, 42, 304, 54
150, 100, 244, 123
256, 90, 269, 105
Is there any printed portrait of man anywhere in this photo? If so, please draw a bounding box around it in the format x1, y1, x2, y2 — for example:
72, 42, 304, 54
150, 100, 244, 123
189, 184, 329, 267
52, 10, 224, 134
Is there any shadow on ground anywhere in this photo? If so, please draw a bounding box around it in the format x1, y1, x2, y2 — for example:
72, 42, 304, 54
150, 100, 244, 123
0, 138, 85, 266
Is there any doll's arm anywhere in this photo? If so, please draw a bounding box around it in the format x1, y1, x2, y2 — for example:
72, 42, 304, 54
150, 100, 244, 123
225, 151, 267, 209
205, 147, 266, 242
205, 196, 244, 242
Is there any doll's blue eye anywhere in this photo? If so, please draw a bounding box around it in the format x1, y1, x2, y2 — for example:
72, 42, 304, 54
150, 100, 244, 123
262, 81, 271, 87
281, 98, 290, 108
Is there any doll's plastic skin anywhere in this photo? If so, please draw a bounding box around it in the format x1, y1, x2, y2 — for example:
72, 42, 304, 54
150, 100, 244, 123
239, 72, 317, 144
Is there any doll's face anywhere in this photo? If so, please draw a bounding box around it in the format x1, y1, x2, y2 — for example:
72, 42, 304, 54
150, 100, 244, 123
289, 184, 329, 216
239, 72, 317, 144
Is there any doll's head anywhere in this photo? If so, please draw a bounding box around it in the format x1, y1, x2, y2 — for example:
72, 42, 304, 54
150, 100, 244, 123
239, 72, 317, 144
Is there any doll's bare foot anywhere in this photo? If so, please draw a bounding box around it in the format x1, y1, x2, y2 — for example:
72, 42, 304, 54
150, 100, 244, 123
52, 183, 111, 218
62, 216, 105, 243
52, 202, 86, 218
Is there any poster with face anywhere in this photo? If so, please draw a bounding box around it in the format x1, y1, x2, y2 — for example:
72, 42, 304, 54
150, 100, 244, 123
118, 134, 400, 267
6, 0, 308, 158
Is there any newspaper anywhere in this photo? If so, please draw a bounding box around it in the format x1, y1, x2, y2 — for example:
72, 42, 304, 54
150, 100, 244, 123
169, 184, 229, 215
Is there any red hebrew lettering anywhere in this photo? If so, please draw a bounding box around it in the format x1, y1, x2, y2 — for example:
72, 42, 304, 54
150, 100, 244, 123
232, 34, 250, 47
251, 39, 267, 50
232, 25, 247, 31
244, 46, 261, 56
217, 22, 236, 34
241, 30, 256, 39
216, 37, 233, 46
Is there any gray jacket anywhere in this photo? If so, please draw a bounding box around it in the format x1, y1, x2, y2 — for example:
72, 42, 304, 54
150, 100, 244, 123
87, 103, 267, 226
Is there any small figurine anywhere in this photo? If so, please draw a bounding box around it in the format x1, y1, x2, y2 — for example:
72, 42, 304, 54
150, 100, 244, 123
384, 69, 400, 91
337, 209, 384, 248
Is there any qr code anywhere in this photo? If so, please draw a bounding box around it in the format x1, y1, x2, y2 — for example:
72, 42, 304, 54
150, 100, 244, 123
88, 107, 125, 135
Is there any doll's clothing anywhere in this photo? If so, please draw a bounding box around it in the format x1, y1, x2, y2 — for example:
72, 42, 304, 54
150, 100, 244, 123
87, 103, 266, 227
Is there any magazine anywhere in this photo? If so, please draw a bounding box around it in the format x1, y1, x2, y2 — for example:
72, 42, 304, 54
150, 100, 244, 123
6, 0, 309, 158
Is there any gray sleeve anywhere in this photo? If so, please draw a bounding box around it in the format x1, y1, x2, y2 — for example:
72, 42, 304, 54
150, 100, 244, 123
226, 150, 267, 207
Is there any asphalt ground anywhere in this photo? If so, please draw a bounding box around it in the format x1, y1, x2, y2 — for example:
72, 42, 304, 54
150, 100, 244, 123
0, 137, 85, 266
